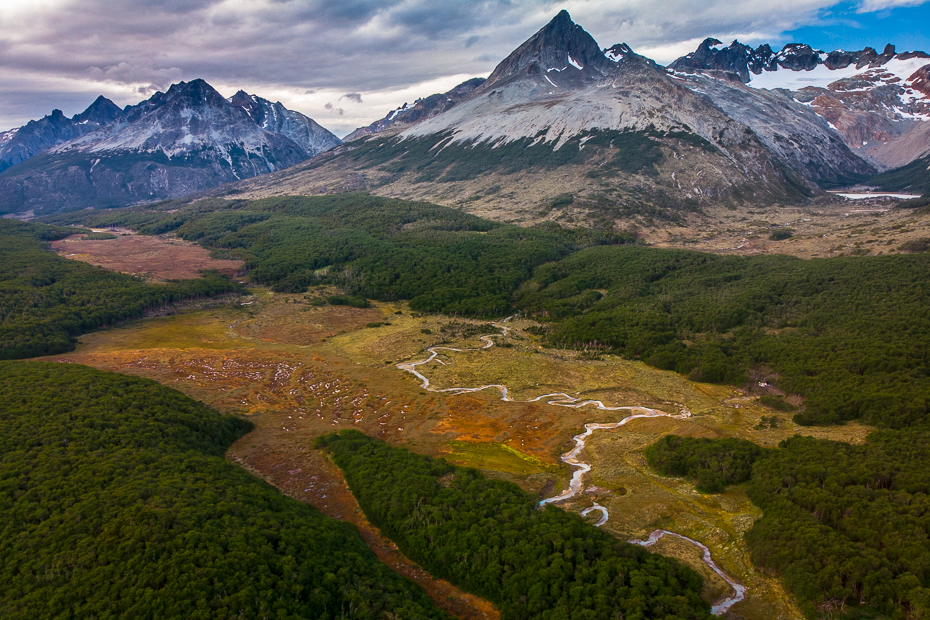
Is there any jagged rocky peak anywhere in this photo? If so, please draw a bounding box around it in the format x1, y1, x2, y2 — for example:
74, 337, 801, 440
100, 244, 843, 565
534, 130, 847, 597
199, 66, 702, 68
774, 43, 821, 71
229, 90, 266, 122
669, 38, 777, 82
672, 38, 930, 84
74, 95, 124, 125
602, 43, 635, 63
0, 77, 342, 213
0, 96, 126, 172
161, 78, 229, 109
481, 10, 614, 88
227, 90, 341, 156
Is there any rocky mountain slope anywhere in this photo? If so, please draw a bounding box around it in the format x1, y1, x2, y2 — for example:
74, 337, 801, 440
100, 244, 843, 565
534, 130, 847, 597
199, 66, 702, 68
343, 77, 485, 142
229, 11, 872, 225
0, 80, 340, 215
671, 39, 930, 170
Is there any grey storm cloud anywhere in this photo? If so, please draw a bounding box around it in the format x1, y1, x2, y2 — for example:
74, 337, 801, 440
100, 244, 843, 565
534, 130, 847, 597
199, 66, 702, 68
0, 0, 927, 134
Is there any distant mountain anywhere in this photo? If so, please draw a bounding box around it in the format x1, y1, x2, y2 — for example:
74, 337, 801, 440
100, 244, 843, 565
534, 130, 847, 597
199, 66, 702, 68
0, 96, 123, 173
229, 10, 873, 223
227, 90, 340, 156
0, 80, 340, 215
343, 78, 485, 142
670, 40, 930, 170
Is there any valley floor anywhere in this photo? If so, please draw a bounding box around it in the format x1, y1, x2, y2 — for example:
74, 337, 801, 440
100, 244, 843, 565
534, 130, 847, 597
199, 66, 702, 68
38, 291, 875, 619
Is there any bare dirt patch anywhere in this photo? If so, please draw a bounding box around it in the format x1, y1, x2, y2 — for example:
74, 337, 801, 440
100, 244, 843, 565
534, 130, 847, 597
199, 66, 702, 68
50, 230, 243, 281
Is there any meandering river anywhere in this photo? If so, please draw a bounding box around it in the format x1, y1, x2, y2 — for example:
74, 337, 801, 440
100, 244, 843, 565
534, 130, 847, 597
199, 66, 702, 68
396, 317, 746, 615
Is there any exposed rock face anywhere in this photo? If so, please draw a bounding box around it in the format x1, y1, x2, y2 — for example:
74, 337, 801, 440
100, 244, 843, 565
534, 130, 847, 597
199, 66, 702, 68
343, 78, 485, 142
477, 9, 618, 89
669, 38, 775, 83
671, 40, 930, 170
670, 72, 873, 184
0, 80, 340, 214
393, 13, 870, 189
228, 91, 340, 156
229, 11, 873, 221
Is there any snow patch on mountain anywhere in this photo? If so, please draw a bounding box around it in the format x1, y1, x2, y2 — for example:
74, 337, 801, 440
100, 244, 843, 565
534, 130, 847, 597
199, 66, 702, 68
749, 56, 930, 92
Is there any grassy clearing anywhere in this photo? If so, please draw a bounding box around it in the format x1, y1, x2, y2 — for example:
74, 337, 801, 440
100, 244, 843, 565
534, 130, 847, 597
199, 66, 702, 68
443, 440, 560, 476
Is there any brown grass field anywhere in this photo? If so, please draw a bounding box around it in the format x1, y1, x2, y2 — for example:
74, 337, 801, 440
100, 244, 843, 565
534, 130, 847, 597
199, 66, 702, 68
50, 229, 243, 281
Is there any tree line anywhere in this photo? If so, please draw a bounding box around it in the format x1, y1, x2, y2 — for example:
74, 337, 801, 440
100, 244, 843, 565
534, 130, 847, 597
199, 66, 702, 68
318, 429, 712, 620
0, 219, 241, 359
0, 361, 448, 619
646, 430, 930, 618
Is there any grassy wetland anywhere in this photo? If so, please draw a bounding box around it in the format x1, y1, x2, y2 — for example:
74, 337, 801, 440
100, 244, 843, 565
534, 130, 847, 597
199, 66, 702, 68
20, 195, 928, 618
42, 289, 873, 619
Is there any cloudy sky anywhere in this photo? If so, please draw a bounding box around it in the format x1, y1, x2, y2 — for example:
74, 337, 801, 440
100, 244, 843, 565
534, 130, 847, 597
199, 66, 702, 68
1, 0, 928, 137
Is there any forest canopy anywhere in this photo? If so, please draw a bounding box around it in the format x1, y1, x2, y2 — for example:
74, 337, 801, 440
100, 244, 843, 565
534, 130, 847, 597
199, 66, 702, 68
47, 194, 632, 317
0, 219, 241, 359
646, 430, 930, 618
644, 435, 765, 493
0, 361, 447, 620
318, 429, 712, 620
515, 245, 930, 427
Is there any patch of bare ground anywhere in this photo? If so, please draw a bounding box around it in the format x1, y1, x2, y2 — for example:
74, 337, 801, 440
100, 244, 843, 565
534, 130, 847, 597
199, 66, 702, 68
50, 229, 243, 281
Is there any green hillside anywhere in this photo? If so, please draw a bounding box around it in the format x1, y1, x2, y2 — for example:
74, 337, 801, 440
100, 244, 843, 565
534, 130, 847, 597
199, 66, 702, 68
0, 361, 448, 619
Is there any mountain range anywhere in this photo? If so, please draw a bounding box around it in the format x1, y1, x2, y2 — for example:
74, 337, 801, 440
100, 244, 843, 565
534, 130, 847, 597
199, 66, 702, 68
670, 38, 930, 169
2, 10, 929, 218
0, 80, 340, 215
228, 11, 888, 222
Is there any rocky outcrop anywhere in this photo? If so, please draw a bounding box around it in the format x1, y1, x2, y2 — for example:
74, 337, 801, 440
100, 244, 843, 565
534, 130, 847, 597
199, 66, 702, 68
671, 39, 930, 171
669, 39, 775, 82
228, 91, 340, 156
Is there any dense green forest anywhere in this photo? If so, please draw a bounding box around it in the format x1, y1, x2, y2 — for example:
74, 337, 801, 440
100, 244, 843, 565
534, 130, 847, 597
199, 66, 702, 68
644, 435, 764, 492
48, 195, 930, 428
317, 429, 712, 620
0, 361, 448, 619
647, 431, 930, 618
48, 194, 631, 316
516, 245, 930, 427
0, 219, 241, 359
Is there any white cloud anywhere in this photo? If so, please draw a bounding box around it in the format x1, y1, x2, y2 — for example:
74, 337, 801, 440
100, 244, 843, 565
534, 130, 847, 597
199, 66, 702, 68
857, 0, 928, 10
0, 0, 927, 133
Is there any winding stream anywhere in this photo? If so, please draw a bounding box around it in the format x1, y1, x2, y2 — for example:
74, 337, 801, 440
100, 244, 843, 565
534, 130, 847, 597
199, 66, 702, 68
396, 317, 746, 615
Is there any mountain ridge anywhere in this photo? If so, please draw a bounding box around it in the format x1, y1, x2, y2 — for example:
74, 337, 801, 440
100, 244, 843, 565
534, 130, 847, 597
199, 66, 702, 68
226, 11, 874, 225
0, 79, 340, 215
